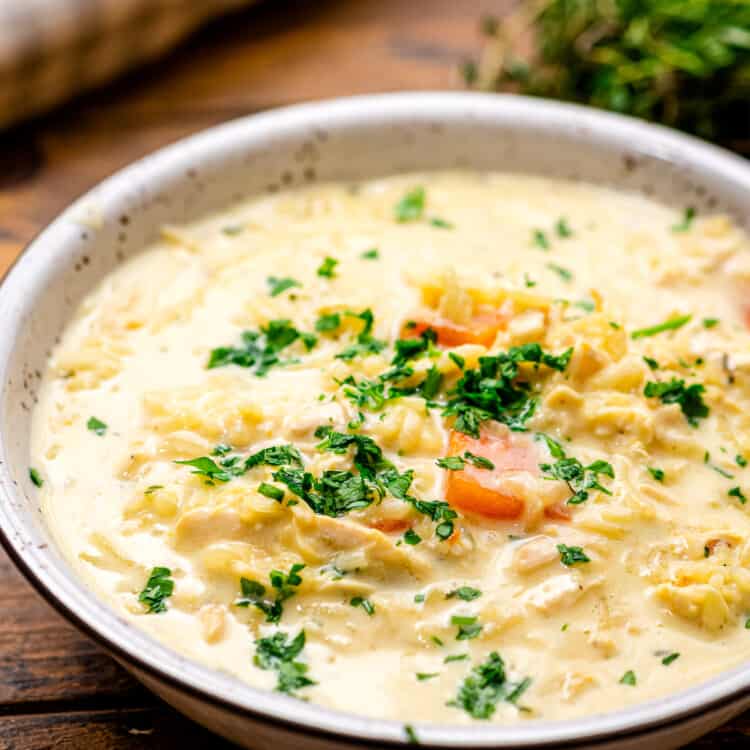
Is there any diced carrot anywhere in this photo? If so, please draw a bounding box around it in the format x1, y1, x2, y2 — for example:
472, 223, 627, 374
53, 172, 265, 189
404, 307, 507, 348
369, 518, 411, 534
445, 430, 538, 520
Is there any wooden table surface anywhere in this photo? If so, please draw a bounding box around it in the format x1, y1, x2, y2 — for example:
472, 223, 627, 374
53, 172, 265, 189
1, 1, 749, 747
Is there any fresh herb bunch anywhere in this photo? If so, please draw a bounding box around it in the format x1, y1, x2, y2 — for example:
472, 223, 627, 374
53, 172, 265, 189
465, 1, 750, 154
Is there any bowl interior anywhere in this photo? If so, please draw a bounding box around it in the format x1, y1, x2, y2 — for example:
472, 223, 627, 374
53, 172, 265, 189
2, 92, 750, 747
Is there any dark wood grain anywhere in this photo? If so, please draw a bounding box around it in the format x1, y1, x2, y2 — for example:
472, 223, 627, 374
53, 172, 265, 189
0, 0, 748, 747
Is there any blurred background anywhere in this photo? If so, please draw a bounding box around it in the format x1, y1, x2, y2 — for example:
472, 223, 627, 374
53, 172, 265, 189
0, 1, 749, 748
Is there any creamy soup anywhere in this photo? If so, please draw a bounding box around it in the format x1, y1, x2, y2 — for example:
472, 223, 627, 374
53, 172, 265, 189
31, 172, 750, 729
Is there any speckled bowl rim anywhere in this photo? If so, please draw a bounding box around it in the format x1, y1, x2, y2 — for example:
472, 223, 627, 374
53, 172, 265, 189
2, 92, 750, 748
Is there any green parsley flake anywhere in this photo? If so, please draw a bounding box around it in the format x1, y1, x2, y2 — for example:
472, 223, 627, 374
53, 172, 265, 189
444, 653, 469, 663
532, 229, 550, 250
267, 276, 301, 297
207, 320, 317, 375
221, 224, 243, 236
556, 217, 573, 237
317, 256, 339, 278
414, 593, 425, 603
446, 586, 482, 601
729, 486, 747, 504
254, 630, 315, 695
86, 416, 108, 436
672, 207, 696, 232
138, 567, 174, 614
315, 312, 341, 333
235, 563, 305, 623
29, 468, 44, 488
452, 615, 483, 640
524, 273, 537, 288
444, 343, 572, 438
620, 670, 637, 686
416, 672, 439, 681
404, 529, 422, 545
703, 317, 719, 329
449, 652, 530, 719
557, 544, 591, 566
350, 596, 375, 616
661, 652, 680, 666
436, 456, 466, 471
538, 434, 614, 505
644, 378, 709, 426
547, 263, 573, 282
631, 315, 692, 339
430, 217, 454, 229
643, 356, 660, 370
361, 247, 379, 260
258, 482, 284, 502
395, 187, 426, 222
647, 467, 665, 482
738, 455, 748, 468
404, 724, 419, 745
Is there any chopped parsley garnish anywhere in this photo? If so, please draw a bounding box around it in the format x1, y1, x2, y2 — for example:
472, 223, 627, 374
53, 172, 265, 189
361, 247, 379, 260
547, 262, 573, 282
176, 443, 303, 483
620, 670, 637, 686
430, 217, 454, 229
704, 451, 734, 478
392, 327, 437, 366
661, 652, 680, 666
556, 217, 573, 238
447, 586, 482, 601
350, 596, 375, 616
703, 318, 719, 329
729, 486, 747, 504
449, 652, 529, 719
631, 314, 691, 339
647, 467, 665, 482
556, 544, 591, 566
672, 207, 696, 232
258, 482, 284, 502
436, 456, 466, 471
267, 276, 301, 297
644, 378, 709, 426
416, 672, 439, 681
443, 343, 573, 438
87, 417, 108, 436
335, 309, 386, 360
431, 635, 445, 647
538, 434, 614, 504
404, 529, 422, 545
404, 724, 419, 745
643, 356, 659, 370
444, 653, 469, 663
254, 630, 315, 695
464, 452, 494, 470
29, 468, 43, 488
532, 229, 550, 250
574, 299, 595, 314
452, 615, 483, 640
235, 563, 305, 624
207, 319, 316, 375
737, 455, 748, 468
395, 186, 426, 222
524, 273, 537, 288
315, 312, 341, 333
317, 256, 339, 278
138, 567, 174, 614
414, 593, 425, 603
144, 485, 163, 494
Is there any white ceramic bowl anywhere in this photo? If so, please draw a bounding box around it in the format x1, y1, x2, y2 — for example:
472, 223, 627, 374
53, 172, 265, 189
2, 93, 750, 750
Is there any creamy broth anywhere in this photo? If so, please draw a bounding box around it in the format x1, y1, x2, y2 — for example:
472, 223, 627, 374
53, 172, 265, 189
31, 172, 750, 726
